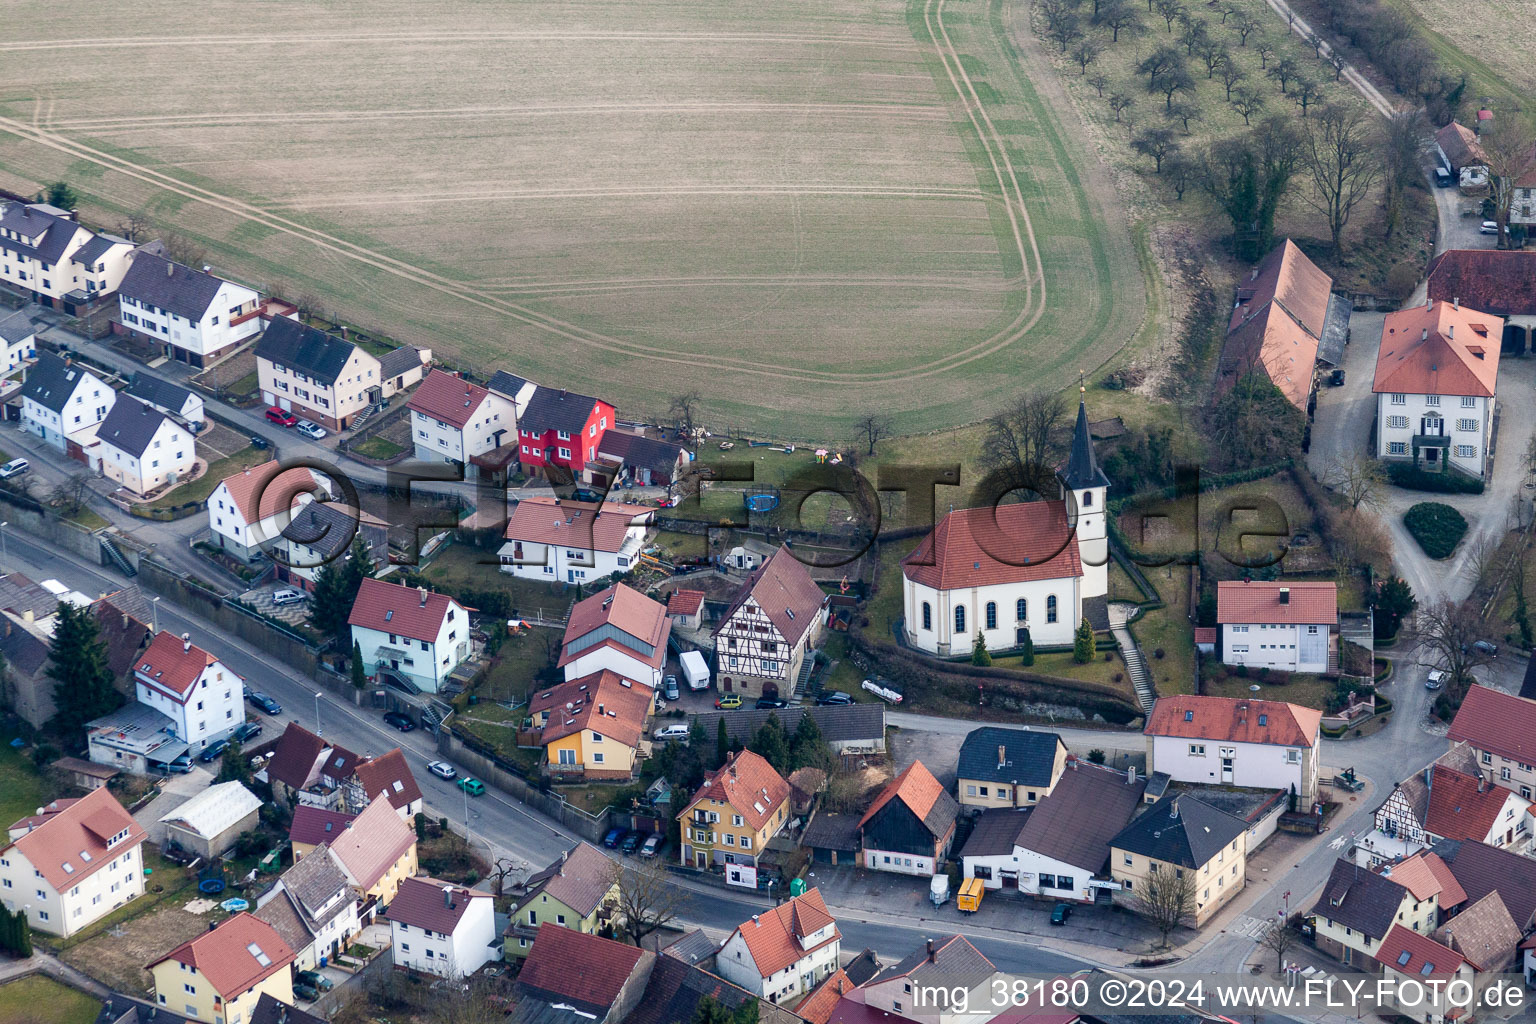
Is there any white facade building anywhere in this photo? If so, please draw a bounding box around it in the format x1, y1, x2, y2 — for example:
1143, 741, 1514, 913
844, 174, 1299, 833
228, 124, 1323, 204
93, 396, 196, 496
715, 889, 841, 1004
134, 631, 245, 753
498, 497, 653, 585
0, 310, 37, 378
347, 579, 471, 693
0, 202, 134, 306
386, 877, 497, 979
556, 583, 671, 688
207, 463, 327, 562
116, 251, 261, 367
406, 370, 517, 472
20, 353, 114, 452
1216, 580, 1337, 673
1145, 695, 1322, 806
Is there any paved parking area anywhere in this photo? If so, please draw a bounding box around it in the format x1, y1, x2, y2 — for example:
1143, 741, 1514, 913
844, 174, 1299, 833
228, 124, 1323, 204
1434, 186, 1500, 254
239, 581, 311, 625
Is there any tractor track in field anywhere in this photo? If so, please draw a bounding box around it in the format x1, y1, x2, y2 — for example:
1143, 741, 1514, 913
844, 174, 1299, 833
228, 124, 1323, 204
0, 29, 919, 52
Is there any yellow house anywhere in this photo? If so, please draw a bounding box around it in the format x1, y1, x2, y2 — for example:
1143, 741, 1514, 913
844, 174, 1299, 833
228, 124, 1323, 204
148, 913, 294, 1024
678, 749, 791, 870
1110, 795, 1248, 929
530, 670, 653, 781
505, 842, 621, 959
956, 727, 1069, 810
1309, 852, 1464, 969
325, 793, 418, 906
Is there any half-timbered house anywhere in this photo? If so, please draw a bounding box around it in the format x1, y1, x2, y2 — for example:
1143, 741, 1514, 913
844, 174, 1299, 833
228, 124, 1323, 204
714, 546, 827, 700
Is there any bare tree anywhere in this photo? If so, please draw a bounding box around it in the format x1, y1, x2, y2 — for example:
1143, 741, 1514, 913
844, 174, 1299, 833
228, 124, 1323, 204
1218, 61, 1246, 101
1461, 535, 1513, 595
856, 413, 893, 456
1045, 10, 1085, 52
1480, 118, 1536, 249
1259, 919, 1299, 973
1302, 103, 1382, 255
1332, 508, 1392, 576
1154, 63, 1195, 110
1327, 455, 1385, 512
161, 233, 206, 269
1134, 127, 1180, 172
1379, 110, 1428, 242
669, 390, 703, 439
978, 390, 1071, 495
1088, 73, 1110, 97
487, 856, 523, 898
1267, 57, 1299, 94
1153, 0, 1184, 32
611, 858, 680, 945
1199, 41, 1229, 79
1291, 76, 1323, 117
1230, 86, 1265, 126
1165, 153, 1196, 199
1167, 101, 1202, 135
1134, 868, 1196, 946
50, 473, 93, 516
1255, 38, 1275, 69
1410, 599, 1495, 690
1138, 45, 1182, 89
1109, 93, 1135, 122
1232, 10, 1261, 44
115, 209, 152, 243
1071, 37, 1104, 73
1097, 0, 1143, 42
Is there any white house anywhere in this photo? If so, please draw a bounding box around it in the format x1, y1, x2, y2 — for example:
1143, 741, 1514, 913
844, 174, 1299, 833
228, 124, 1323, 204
256, 319, 382, 432
254, 844, 360, 971
92, 396, 196, 497
901, 401, 1106, 657
134, 630, 245, 754
558, 583, 670, 688
498, 496, 653, 584
1373, 298, 1502, 481
123, 375, 206, 428
207, 462, 328, 562
0, 310, 37, 377
406, 369, 517, 475
714, 546, 827, 701
1216, 580, 1337, 673
386, 876, 497, 979
347, 578, 470, 693
20, 353, 114, 453
116, 250, 261, 367
0, 789, 147, 938
716, 889, 840, 1004
1145, 695, 1322, 806
0, 201, 134, 308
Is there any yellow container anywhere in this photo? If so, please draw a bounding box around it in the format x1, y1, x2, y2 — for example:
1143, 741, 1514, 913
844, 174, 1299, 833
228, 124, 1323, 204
957, 877, 985, 913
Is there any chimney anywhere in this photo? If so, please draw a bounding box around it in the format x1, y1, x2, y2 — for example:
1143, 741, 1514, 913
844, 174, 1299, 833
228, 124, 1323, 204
1425, 766, 1433, 792
1477, 777, 1486, 793
1454, 296, 1460, 310
1422, 328, 1429, 341
182, 632, 191, 653
1449, 325, 1455, 340
752, 915, 760, 926
926, 938, 936, 962
443, 885, 454, 909
419, 586, 428, 607
1127, 765, 1137, 784
1279, 587, 1290, 605
341, 326, 349, 341
1170, 798, 1180, 821
208, 920, 219, 932
166, 261, 174, 278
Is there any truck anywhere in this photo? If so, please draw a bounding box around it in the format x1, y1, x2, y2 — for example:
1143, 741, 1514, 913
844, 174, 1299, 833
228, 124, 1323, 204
681, 650, 711, 691
929, 874, 950, 906
957, 877, 985, 913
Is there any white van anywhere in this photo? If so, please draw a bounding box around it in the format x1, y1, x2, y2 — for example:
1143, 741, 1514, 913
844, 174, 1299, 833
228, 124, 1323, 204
655, 723, 690, 742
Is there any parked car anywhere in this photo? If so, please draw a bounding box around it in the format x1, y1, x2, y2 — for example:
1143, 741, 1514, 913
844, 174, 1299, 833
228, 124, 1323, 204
199, 739, 229, 763
664, 674, 680, 701
427, 760, 457, 780
603, 827, 626, 848
755, 697, 787, 710
295, 420, 328, 440
266, 407, 299, 427
232, 721, 262, 744
621, 830, 645, 854
383, 711, 416, 732
1425, 669, 1445, 691
0, 458, 29, 479
457, 777, 485, 796
816, 691, 853, 705
715, 695, 743, 710
1050, 903, 1072, 926
249, 435, 270, 450
1329, 369, 1345, 387
296, 971, 333, 993
654, 723, 690, 741
1481, 220, 1500, 235
640, 833, 663, 858
248, 692, 283, 715
292, 983, 319, 1002
165, 753, 194, 774
1473, 640, 1498, 657
271, 588, 306, 606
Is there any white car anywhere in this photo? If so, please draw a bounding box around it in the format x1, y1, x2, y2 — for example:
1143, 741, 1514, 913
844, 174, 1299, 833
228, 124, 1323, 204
295, 420, 328, 440
1480, 221, 1499, 235
427, 760, 458, 781
0, 458, 29, 479
654, 724, 690, 741
271, 588, 306, 606
1426, 670, 1446, 691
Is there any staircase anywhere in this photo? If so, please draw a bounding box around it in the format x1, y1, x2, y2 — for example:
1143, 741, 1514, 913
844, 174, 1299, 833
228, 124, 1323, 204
1108, 602, 1154, 712
100, 537, 137, 577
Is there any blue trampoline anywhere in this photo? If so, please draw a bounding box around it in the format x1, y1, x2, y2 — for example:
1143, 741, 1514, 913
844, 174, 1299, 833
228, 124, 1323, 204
744, 492, 779, 513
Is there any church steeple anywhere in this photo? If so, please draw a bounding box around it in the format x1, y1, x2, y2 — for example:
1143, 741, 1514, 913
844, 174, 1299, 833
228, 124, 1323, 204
1062, 397, 1108, 491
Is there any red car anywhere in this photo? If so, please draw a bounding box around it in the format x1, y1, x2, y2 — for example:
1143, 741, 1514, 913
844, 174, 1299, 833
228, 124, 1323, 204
265, 407, 298, 427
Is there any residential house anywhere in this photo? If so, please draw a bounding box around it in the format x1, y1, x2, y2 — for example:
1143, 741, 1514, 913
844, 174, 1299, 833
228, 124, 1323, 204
528, 670, 652, 780
134, 631, 244, 755
1429, 837, 1536, 934
406, 369, 517, 475
275, 501, 388, 592
667, 589, 705, 630
626, 953, 800, 1024
0, 573, 108, 729
21, 353, 114, 454
0, 309, 37, 377
247, 995, 327, 1024
515, 385, 616, 483
207, 462, 328, 562
1310, 858, 1423, 968
1356, 744, 1486, 866
116, 251, 261, 367
1217, 239, 1348, 413
92, 395, 196, 496
348, 747, 424, 819
265, 723, 422, 819
0, 201, 134, 309
596, 430, 689, 488
692, 705, 886, 755
84, 702, 187, 776
1110, 794, 1249, 928
386, 876, 498, 978
499, 497, 654, 584
717, 888, 840, 1004
159, 781, 262, 859
1447, 684, 1536, 801
0, 789, 146, 938
857, 760, 959, 878
513, 925, 654, 1024
286, 807, 355, 862
1373, 298, 1502, 480
124, 375, 206, 427
347, 578, 471, 693
1435, 120, 1487, 181
855, 935, 997, 1023
1144, 695, 1322, 806
256, 319, 381, 431
1373, 918, 1516, 1024
147, 913, 295, 1024
1436, 890, 1521, 974
955, 726, 1068, 810
324, 794, 418, 907
558, 583, 670, 687
677, 749, 791, 870
505, 842, 620, 959
253, 843, 360, 971
715, 545, 827, 700
1385, 850, 1469, 925
486, 370, 539, 418
1215, 580, 1338, 673
962, 759, 1144, 899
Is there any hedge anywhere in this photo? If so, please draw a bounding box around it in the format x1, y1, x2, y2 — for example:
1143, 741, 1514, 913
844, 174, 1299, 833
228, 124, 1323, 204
1403, 502, 1467, 559
1387, 464, 1484, 494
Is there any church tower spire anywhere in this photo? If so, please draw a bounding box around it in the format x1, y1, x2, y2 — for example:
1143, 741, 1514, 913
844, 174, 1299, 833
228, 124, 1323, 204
1061, 379, 1109, 599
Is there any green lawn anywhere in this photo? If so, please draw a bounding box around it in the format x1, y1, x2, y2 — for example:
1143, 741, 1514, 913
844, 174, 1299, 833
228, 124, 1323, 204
472, 631, 555, 704
149, 449, 269, 510
818, 632, 876, 701
420, 542, 573, 618
352, 435, 406, 460
0, 975, 102, 1024
0, 735, 53, 831
1204, 669, 1336, 711
1127, 565, 1196, 697
226, 370, 260, 398
64, 508, 110, 531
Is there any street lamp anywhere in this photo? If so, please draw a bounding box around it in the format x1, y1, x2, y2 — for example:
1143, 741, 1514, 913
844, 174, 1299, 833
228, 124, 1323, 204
314, 691, 323, 735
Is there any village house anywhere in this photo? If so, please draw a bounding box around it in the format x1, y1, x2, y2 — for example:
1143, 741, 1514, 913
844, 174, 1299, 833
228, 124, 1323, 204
0, 309, 37, 377
715, 545, 827, 700
265, 723, 422, 819
134, 630, 245, 755
348, 578, 471, 693
1362, 746, 1532, 866
1144, 695, 1322, 806
1215, 580, 1338, 674
1373, 298, 1502, 481
857, 760, 959, 878
257, 319, 427, 432
0, 201, 134, 309
716, 887, 841, 1004
1373, 906, 1520, 1024
407, 369, 517, 475
1311, 857, 1424, 969
124, 375, 206, 428
558, 583, 670, 688
274, 501, 388, 592
677, 749, 790, 870
286, 807, 355, 861
160, 781, 263, 859
853, 935, 998, 1023
1110, 794, 1249, 928
147, 913, 295, 1024
667, 589, 705, 630
596, 429, 689, 488
528, 669, 652, 779
387, 876, 498, 979
628, 950, 802, 1024
1447, 685, 1536, 802
515, 384, 616, 483
0, 789, 146, 938
499, 497, 654, 584
207, 462, 328, 563
92, 395, 196, 496
1435, 120, 1488, 188
323, 794, 418, 907
955, 726, 1068, 810
21, 353, 114, 455
506, 842, 620, 959
116, 250, 261, 367
514, 926, 654, 1024
253, 843, 360, 971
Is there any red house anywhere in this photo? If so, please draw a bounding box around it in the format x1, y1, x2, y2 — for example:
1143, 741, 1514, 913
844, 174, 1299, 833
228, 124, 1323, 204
517, 385, 615, 483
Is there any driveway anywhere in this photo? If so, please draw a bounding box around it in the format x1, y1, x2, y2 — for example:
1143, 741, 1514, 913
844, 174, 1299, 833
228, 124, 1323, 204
1433, 185, 1497, 255
1306, 309, 1382, 478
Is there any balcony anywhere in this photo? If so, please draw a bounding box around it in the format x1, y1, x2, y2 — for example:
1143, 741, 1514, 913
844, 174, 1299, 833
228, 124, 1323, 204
1411, 434, 1450, 449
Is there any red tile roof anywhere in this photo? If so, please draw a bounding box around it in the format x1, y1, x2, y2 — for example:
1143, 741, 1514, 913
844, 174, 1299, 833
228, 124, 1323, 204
680, 749, 790, 832
901, 503, 1083, 592
560, 584, 670, 670
729, 887, 839, 978
8, 798, 83, 832
1373, 299, 1502, 399
1376, 923, 1467, 979
383, 875, 491, 935
406, 369, 493, 430
1193, 627, 1217, 644
1436, 121, 1486, 169
1388, 852, 1468, 906
1447, 685, 1536, 765
718, 545, 828, 647
217, 461, 325, 525
797, 970, 854, 1024
858, 760, 945, 830
149, 912, 295, 998
346, 577, 464, 643
1217, 309, 1319, 411
1426, 250, 1536, 317
352, 748, 422, 813
1216, 580, 1338, 625
667, 589, 704, 616
4, 788, 144, 892
266, 722, 328, 792
135, 630, 219, 700
1145, 695, 1321, 748
1425, 765, 1522, 842
504, 496, 650, 554
518, 924, 649, 1014
326, 795, 416, 891
533, 670, 652, 748
287, 806, 356, 848
1231, 239, 1334, 340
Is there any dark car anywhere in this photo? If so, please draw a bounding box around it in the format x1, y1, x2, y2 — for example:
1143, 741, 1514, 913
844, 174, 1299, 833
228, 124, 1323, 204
292, 983, 319, 1002
232, 721, 263, 744
296, 970, 333, 992
248, 692, 282, 715
1050, 903, 1072, 926
816, 691, 853, 705
755, 697, 788, 710
266, 407, 299, 427
199, 739, 229, 763
1329, 368, 1345, 387
603, 827, 626, 848
1473, 640, 1499, 657
1434, 167, 1453, 187
621, 830, 645, 854
249, 435, 271, 450
383, 711, 416, 732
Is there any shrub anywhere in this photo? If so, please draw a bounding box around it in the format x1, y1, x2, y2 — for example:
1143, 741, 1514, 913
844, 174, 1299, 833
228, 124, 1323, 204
1073, 619, 1095, 664
1087, 749, 1107, 765
1387, 464, 1483, 494
1153, 648, 1165, 659
1404, 502, 1467, 559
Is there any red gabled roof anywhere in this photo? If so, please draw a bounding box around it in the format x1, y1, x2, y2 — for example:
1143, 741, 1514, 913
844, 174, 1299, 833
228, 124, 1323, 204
353, 748, 423, 813
1230, 239, 1334, 340
518, 925, 648, 1013
383, 875, 491, 935
346, 577, 464, 643
135, 630, 220, 700
797, 970, 854, 1024
560, 583, 670, 670
406, 369, 494, 431
149, 912, 295, 998
1217, 307, 1319, 412
901, 503, 1082, 591
533, 670, 652, 748
1376, 923, 1467, 979
4, 788, 144, 893
729, 887, 840, 978
667, 589, 705, 616
1145, 695, 1321, 748
858, 760, 944, 829
1389, 852, 1468, 907
718, 546, 827, 648
679, 749, 790, 832
504, 496, 649, 554
1216, 580, 1337, 625
1447, 685, 1536, 765
287, 806, 356, 847
1373, 299, 1502, 399
1424, 765, 1521, 841
216, 461, 325, 525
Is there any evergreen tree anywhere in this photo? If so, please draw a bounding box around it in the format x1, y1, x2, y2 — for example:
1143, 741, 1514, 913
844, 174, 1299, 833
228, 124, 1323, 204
46, 181, 79, 210
47, 601, 121, 738
309, 561, 350, 644
715, 717, 730, 768
1073, 619, 1094, 664
216, 741, 251, 785
688, 716, 708, 753
1370, 576, 1416, 639
971, 629, 992, 666
1019, 627, 1035, 666
414, 812, 427, 841
748, 713, 790, 775
789, 713, 833, 773
351, 640, 367, 688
